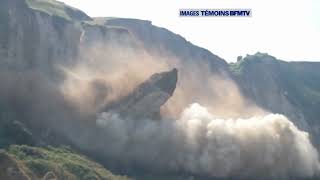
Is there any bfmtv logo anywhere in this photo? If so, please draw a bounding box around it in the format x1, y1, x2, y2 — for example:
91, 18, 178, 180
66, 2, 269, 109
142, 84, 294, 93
179, 9, 252, 17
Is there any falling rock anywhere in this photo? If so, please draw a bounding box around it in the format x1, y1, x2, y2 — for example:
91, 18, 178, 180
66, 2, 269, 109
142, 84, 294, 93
104, 68, 178, 119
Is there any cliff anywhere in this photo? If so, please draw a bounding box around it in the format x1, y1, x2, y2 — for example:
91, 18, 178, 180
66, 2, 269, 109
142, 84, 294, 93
1, 0, 320, 179
230, 53, 320, 144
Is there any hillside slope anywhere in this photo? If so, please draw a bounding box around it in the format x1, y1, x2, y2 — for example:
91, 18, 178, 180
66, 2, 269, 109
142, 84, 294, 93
230, 53, 320, 144
1, 145, 130, 180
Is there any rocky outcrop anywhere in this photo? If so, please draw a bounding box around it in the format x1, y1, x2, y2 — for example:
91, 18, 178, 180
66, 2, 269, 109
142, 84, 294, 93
103, 68, 178, 119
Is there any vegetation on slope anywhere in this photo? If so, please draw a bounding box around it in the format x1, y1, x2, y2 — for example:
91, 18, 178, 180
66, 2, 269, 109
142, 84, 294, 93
3, 145, 130, 180
25, 0, 90, 21
229, 52, 274, 75
0, 104, 130, 179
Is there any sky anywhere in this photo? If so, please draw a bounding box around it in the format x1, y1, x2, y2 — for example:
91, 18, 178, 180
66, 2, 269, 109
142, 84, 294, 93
60, 0, 319, 62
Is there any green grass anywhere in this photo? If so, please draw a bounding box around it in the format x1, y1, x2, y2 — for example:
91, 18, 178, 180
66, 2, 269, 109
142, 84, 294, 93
229, 52, 276, 76
25, 0, 74, 20
82, 18, 129, 33
229, 57, 254, 76
6, 145, 131, 180
229, 60, 246, 75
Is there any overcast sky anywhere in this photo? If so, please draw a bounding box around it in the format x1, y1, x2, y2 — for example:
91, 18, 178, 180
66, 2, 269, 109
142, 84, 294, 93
60, 0, 319, 62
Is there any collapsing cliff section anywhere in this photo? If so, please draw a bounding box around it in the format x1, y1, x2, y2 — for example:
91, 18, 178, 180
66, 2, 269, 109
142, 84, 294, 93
103, 68, 178, 120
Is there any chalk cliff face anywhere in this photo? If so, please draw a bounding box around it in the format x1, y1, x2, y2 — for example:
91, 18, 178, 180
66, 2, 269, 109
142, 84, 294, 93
0, 0, 233, 131
0, 0, 140, 77
1, 0, 320, 179
0, 0, 82, 72
103, 18, 230, 76
102, 18, 320, 142
1, 0, 319, 129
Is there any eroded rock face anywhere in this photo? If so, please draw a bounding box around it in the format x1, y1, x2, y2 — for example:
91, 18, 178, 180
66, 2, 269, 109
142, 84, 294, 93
103, 18, 229, 75
103, 68, 178, 120
0, 0, 140, 80
0, 0, 81, 73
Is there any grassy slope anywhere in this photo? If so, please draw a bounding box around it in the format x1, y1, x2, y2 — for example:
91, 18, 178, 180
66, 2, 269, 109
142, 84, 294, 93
25, 0, 90, 21
0, 105, 130, 179
26, 0, 71, 20
4, 145, 130, 180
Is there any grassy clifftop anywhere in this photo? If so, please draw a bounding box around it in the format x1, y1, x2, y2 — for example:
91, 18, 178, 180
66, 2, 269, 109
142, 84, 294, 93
25, 0, 91, 21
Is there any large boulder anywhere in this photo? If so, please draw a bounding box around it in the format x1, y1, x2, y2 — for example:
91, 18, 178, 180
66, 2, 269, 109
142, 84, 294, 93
103, 68, 178, 119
